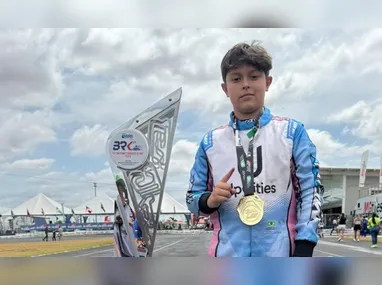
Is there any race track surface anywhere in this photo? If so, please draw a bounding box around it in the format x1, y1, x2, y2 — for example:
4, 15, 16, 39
32, 232, 382, 257
46, 234, 209, 257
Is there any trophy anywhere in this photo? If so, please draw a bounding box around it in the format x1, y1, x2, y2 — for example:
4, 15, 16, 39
106, 88, 182, 257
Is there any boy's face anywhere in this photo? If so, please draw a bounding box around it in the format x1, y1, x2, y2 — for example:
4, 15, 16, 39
117, 185, 127, 205
221, 65, 272, 119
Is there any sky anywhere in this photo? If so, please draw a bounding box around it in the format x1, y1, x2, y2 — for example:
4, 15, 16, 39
0, 28, 381, 212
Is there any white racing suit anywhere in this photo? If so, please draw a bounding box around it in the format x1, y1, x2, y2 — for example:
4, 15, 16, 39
113, 202, 137, 257
186, 107, 324, 257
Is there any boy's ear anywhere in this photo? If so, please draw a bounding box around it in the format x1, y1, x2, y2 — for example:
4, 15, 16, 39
221, 82, 229, 97
265, 76, 273, 91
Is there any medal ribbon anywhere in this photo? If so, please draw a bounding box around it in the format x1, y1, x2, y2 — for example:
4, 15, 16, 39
233, 115, 259, 197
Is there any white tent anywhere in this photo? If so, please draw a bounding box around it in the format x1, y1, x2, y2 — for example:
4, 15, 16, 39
73, 193, 114, 215
160, 192, 189, 214
72, 193, 115, 223
2, 193, 72, 217
69, 189, 189, 216
106, 191, 190, 222
118, 191, 189, 214
156, 192, 189, 223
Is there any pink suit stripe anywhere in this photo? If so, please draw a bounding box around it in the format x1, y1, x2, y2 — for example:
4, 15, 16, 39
207, 162, 220, 257
287, 185, 297, 255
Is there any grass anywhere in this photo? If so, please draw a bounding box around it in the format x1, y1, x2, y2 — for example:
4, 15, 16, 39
0, 236, 114, 257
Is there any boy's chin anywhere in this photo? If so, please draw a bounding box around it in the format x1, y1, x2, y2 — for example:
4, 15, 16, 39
238, 104, 262, 115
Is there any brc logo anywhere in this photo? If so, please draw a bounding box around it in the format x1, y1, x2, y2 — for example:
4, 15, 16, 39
113, 141, 141, 151
113, 141, 128, 151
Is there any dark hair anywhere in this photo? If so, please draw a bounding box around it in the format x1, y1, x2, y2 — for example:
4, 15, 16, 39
220, 41, 272, 82
372, 213, 377, 225
116, 178, 129, 200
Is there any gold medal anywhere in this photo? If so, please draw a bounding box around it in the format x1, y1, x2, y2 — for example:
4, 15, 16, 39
237, 194, 264, 226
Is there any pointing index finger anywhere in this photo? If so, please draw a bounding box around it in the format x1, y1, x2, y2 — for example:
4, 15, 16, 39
220, 168, 235, 183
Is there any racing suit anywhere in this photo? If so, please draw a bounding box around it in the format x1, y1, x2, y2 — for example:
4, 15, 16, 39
113, 202, 137, 257
186, 107, 324, 257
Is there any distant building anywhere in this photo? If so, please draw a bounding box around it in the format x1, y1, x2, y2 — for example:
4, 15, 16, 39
321, 167, 380, 215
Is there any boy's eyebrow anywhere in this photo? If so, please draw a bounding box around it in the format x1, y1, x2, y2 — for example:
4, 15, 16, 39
228, 68, 261, 76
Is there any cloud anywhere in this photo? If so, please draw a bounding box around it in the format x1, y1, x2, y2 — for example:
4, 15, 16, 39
327, 100, 369, 123
24, 167, 116, 208
69, 124, 110, 157
82, 167, 114, 185
263, 30, 382, 126
64, 80, 181, 127
307, 129, 367, 161
0, 110, 56, 162
327, 99, 382, 155
57, 29, 311, 126
168, 139, 199, 175
0, 29, 64, 109
0, 158, 55, 171
51, 28, 375, 129
59, 29, 163, 76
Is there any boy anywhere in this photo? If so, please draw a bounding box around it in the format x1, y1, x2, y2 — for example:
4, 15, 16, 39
186, 41, 324, 257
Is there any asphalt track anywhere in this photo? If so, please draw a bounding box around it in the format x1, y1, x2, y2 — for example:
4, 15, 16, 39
33, 232, 382, 257
50, 234, 209, 257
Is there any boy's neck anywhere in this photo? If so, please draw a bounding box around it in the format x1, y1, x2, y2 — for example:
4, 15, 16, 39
234, 107, 264, 121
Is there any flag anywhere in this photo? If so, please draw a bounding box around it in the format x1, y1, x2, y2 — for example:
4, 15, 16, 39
26, 209, 30, 216
71, 208, 75, 215
86, 206, 92, 214
359, 150, 369, 187
104, 216, 110, 222
100, 203, 106, 213
41, 208, 45, 216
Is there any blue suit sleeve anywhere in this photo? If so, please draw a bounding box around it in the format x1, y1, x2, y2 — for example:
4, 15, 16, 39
292, 123, 324, 245
133, 219, 142, 238
186, 132, 214, 216
133, 220, 138, 238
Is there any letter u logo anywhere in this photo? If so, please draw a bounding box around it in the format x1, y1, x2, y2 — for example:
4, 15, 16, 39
253, 146, 263, 178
